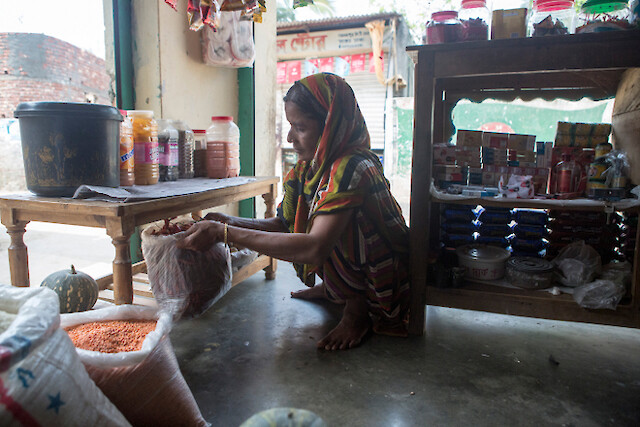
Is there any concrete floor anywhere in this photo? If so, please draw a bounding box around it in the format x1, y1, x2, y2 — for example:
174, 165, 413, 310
2, 223, 640, 426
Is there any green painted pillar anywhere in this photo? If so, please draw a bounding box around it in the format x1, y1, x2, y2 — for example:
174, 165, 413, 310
238, 67, 255, 219
113, 0, 142, 262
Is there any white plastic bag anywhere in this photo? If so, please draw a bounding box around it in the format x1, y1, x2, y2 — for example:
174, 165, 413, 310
573, 280, 626, 310
201, 10, 255, 68
61, 305, 209, 427
0, 285, 130, 427
141, 221, 232, 320
552, 240, 602, 287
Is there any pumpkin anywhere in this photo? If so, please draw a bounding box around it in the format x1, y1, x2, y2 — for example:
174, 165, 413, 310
40, 265, 99, 313
239, 407, 327, 427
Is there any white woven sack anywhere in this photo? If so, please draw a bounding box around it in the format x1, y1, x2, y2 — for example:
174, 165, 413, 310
0, 284, 130, 427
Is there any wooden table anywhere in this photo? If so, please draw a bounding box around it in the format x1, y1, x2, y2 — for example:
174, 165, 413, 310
0, 176, 279, 304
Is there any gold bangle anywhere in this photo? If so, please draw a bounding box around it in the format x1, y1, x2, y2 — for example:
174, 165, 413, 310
224, 223, 228, 246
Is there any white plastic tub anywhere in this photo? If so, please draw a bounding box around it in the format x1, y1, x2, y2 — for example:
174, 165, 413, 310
456, 244, 511, 281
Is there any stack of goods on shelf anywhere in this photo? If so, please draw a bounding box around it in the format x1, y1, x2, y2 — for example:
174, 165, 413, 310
440, 204, 478, 248
613, 212, 638, 264
547, 210, 616, 263
511, 209, 549, 258
549, 121, 610, 198
433, 144, 464, 189
476, 206, 513, 248
434, 130, 550, 197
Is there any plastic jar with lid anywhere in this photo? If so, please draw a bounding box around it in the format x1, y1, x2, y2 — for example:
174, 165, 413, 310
577, 0, 632, 33
193, 129, 208, 177
460, 0, 491, 41
206, 116, 240, 179
156, 119, 179, 182
528, 0, 577, 36
118, 110, 135, 186
426, 11, 464, 44
170, 119, 195, 179
128, 110, 159, 185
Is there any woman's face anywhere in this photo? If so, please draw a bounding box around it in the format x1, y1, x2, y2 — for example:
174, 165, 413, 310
285, 101, 323, 163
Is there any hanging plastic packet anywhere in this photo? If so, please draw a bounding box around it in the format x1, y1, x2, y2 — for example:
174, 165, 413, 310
188, 0, 204, 30
164, 0, 178, 11
203, 0, 221, 30
293, 0, 314, 8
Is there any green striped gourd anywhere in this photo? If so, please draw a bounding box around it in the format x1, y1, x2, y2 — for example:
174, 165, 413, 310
40, 265, 99, 313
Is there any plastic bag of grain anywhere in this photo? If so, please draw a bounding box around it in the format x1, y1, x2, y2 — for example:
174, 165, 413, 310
60, 305, 209, 427
0, 284, 130, 427
141, 220, 232, 320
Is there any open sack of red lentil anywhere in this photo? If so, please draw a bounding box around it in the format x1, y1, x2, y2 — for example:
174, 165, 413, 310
141, 219, 233, 320
0, 284, 131, 426
60, 304, 209, 427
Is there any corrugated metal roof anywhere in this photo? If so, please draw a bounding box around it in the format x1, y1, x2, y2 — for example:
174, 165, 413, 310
277, 12, 403, 34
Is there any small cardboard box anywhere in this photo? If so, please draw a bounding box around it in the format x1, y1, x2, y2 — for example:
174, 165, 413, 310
482, 132, 509, 149
492, 8, 528, 39
456, 130, 483, 147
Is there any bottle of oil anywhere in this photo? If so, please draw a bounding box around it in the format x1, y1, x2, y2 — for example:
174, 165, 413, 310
118, 110, 135, 186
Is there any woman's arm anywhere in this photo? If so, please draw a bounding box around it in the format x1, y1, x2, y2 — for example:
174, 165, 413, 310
205, 212, 287, 232
177, 209, 354, 266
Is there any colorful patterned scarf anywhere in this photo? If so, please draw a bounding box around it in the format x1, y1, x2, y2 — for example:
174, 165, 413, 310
278, 72, 386, 283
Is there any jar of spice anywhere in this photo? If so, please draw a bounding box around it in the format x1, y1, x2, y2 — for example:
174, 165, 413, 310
119, 110, 135, 186
171, 119, 195, 179
529, 0, 577, 36
426, 11, 464, 44
206, 116, 240, 179
193, 129, 208, 177
128, 110, 159, 185
156, 119, 179, 182
460, 0, 491, 41
577, 0, 632, 33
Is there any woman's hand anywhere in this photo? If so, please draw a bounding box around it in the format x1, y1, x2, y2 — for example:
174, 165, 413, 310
204, 212, 233, 226
175, 220, 224, 252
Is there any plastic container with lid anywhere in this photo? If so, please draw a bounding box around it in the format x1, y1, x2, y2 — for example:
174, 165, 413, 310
506, 256, 555, 289
128, 110, 159, 185
14, 102, 122, 196
119, 109, 135, 186
577, 0, 632, 33
528, 0, 577, 36
193, 129, 208, 178
460, 0, 491, 41
206, 116, 240, 179
171, 119, 195, 179
426, 11, 464, 44
456, 244, 511, 281
156, 119, 179, 182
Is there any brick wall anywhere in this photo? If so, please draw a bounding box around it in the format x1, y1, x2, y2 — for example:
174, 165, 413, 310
0, 33, 112, 118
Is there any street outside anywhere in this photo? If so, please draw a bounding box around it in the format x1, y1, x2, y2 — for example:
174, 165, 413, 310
0, 222, 114, 288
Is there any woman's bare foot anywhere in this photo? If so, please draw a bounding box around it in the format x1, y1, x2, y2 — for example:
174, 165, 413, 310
317, 296, 371, 351
291, 283, 327, 300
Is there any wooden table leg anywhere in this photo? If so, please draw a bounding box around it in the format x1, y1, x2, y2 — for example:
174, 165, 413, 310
262, 184, 277, 280
3, 220, 30, 287
106, 217, 135, 304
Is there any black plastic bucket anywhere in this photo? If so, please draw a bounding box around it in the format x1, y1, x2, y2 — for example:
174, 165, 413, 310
14, 102, 123, 197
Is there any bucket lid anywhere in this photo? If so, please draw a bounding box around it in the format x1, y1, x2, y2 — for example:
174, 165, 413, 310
507, 256, 554, 274
14, 102, 122, 121
456, 244, 511, 262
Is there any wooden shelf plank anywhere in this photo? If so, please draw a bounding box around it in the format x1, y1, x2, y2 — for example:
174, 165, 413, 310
425, 284, 639, 328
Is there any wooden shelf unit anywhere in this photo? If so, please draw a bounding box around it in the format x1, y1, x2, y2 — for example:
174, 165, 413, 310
406, 30, 640, 335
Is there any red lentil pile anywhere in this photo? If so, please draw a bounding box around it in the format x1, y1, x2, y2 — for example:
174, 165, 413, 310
65, 319, 157, 353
